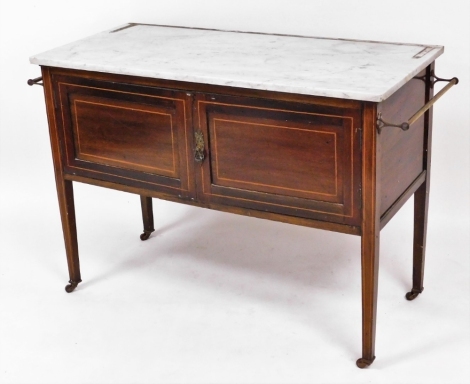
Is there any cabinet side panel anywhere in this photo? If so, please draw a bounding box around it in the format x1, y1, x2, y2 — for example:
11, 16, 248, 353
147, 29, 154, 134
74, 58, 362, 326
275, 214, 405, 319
378, 73, 425, 216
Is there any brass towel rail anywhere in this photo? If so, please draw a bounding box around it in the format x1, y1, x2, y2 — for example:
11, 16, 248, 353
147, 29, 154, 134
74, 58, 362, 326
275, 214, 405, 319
377, 76, 458, 133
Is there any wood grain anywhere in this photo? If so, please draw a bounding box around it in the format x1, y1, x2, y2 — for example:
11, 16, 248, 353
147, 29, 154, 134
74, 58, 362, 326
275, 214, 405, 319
51, 71, 196, 199
38, 62, 439, 366
42, 67, 82, 289
358, 102, 380, 367
195, 93, 362, 225
378, 71, 426, 216
408, 63, 435, 299
64, 173, 361, 236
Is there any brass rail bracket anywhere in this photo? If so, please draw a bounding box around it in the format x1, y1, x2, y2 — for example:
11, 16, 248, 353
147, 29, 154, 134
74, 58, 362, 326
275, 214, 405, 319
27, 76, 43, 87
414, 70, 459, 88
377, 113, 409, 133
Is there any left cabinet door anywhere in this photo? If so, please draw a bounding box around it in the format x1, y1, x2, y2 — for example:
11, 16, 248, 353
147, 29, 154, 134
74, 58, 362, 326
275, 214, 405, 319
50, 71, 195, 199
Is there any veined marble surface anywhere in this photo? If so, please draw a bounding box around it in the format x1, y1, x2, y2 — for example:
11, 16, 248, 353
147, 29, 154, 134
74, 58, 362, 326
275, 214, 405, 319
30, 24, 444, 102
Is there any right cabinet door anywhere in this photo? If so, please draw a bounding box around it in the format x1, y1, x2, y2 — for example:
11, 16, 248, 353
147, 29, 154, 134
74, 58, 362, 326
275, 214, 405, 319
195, 94, 362, 226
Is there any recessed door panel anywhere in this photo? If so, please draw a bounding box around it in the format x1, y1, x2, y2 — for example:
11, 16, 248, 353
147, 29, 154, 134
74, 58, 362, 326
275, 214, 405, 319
210, 117, 340, 201
71, 96, 177, 177
195, 94, 361, 225
52, 73, 195, 198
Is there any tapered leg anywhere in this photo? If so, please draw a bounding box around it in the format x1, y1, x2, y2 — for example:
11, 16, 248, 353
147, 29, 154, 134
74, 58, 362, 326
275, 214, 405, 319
57, 179, 81, 293
42, 67, 81, 293
406, 182, 429, 300
357, 227, 380, 368
357, 103, 381, 368
140, 196, 155, 241
406, 63, 434, 301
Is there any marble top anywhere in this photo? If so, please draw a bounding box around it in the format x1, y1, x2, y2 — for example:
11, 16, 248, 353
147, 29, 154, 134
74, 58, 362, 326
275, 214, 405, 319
30, 23, 444, 102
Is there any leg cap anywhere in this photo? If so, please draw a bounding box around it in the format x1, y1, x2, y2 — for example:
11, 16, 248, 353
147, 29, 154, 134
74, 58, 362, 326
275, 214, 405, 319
356, 357, 375, 369
140, 231, 152, 241
65, 280, 80, 293
405, 288, 423, 301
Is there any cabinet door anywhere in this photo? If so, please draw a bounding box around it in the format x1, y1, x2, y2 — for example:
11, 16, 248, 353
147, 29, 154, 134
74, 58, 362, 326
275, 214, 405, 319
52, 73, 195, 199
195, 94, 362, 225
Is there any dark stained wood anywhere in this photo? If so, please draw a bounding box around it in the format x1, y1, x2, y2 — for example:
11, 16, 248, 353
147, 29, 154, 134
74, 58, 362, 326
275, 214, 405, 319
194, 93, 362, 226
380, 171, 426, 230
407, 63, 435, 300
357, 102, 380, 368
51, 72, 196, 199
42, 67, 81, 292
378, 71, 426, 217
37, 59, 441, 367
64, 173, 361, 235
47, 67, 362, 110
209, 110, 339, 199
139, 196, 155, 240
71, 95, 177, 176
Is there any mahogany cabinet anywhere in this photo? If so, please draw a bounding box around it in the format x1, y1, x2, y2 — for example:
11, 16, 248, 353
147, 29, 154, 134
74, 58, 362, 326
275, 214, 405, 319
50, 68, 365, 230
30, 24, 457, 368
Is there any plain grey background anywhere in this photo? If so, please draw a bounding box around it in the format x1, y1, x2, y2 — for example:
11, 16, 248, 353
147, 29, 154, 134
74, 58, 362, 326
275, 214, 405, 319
1, 0, 469, 383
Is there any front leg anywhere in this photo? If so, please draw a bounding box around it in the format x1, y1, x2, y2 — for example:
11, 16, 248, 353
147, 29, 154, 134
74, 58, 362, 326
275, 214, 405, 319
357, 224, 380, 368
58, 180, 81, 293
140, 195, 155, 240
42, 68, 81, 293
357, 103, 381, 368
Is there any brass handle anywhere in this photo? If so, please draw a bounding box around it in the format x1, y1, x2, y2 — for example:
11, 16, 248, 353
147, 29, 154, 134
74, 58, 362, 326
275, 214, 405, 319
194, 131, 205, 162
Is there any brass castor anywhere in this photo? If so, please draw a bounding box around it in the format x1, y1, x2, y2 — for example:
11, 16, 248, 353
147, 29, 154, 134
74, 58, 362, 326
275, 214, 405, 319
405, 288, 423, 301
356, 357, 375, 369
140, 230, 153, 241
65, 280, 80, 293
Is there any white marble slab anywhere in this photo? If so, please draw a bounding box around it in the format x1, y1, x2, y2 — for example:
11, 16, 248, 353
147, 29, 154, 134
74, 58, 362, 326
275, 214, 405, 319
30, 24, 444, 102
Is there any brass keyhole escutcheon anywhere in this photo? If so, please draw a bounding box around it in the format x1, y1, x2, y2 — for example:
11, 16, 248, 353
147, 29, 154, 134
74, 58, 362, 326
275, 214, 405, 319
194, 131, 205, 162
